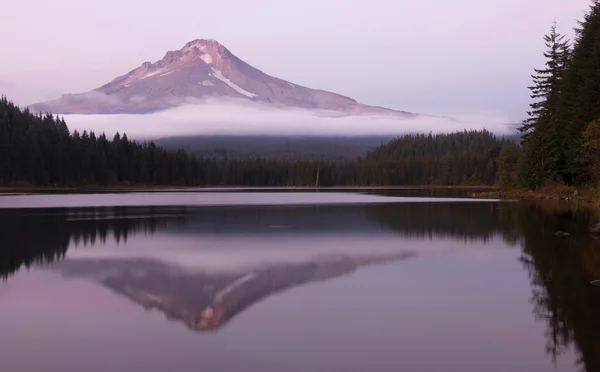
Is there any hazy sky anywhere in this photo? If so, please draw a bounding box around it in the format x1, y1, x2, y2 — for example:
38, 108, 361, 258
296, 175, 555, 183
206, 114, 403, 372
0, 0, 590, 121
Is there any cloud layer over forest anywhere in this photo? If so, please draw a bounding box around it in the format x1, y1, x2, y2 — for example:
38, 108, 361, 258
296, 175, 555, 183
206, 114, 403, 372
62, 100, 516, 139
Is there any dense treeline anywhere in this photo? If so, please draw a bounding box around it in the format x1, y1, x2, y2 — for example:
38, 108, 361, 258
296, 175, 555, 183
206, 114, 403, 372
195, 130, 507, 186
500, 2, 600, 189
0, 97, 508, 187
0, 97, 203, 186
155, 135, 392, 161
364, 130, 509, 185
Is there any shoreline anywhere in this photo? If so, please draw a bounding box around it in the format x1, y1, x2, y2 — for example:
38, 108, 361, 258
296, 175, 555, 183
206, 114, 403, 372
470, 187, 600, 208
0, 184, 498, 193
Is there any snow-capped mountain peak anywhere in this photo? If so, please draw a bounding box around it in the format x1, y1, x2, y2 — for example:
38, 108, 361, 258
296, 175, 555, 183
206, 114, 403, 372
29, 39, 417, 117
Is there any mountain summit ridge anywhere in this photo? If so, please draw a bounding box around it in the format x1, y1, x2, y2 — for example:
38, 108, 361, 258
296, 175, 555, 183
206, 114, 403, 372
29, 39, 417, 117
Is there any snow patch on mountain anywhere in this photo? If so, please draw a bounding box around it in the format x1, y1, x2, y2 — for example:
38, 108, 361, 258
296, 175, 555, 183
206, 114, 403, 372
139, 69, 168, 80
209, 68, 257, 98
155, 71, 175, 78
200, 54, 213, 64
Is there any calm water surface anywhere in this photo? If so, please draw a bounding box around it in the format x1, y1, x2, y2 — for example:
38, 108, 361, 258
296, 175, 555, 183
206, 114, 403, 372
0, 190, 599, 372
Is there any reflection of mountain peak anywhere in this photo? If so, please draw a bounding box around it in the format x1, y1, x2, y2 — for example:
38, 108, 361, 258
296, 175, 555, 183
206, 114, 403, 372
53, 253, 414, 332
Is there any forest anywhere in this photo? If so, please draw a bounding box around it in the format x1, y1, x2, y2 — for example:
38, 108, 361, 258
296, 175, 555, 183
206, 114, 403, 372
155, 135, 393, 161
498, 2, 600, 191
0, 96, 509, 187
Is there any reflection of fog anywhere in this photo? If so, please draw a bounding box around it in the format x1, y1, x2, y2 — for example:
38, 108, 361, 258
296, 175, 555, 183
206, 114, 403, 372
0, 202, 519, 279
65, 234, 460, 272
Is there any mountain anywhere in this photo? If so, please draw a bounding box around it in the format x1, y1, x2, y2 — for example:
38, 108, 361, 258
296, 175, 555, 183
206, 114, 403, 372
29, 39, 416, 117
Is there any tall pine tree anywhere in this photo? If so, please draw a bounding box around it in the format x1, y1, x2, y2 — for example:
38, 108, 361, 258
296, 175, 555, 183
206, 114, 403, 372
519, 22, 570, 187
553, 1, 600, 183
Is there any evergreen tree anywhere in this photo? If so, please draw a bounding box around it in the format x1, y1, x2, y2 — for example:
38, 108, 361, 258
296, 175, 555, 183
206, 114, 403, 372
553, 1, 600, 183
582, 119, 600, 181
496, 142, 523, 189
519, 22, 570, 187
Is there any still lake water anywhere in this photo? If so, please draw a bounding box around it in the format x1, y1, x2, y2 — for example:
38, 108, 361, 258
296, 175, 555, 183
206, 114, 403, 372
0, 189, 599, 372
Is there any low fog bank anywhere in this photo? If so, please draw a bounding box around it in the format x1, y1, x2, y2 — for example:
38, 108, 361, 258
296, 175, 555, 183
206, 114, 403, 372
63, 100, 517, 140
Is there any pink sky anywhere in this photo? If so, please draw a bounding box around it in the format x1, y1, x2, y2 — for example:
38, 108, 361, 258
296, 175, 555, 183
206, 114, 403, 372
0, 0, 591, 120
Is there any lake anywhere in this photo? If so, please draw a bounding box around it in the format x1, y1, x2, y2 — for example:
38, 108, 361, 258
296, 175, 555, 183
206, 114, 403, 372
0, 189, 599, 372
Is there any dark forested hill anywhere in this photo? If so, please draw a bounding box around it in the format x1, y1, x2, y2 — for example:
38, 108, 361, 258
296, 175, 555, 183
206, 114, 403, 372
366, 130, 504, 160
0, 96, 203, 186
154, 135, 393, 161
362, 130, 510, 185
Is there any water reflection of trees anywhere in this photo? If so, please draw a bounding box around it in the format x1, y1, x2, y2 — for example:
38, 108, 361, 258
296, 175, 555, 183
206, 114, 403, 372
514, 203, 600, 372
2, 201, 600, 370
0, 202, 523, 279
370, 201, 600, 371
0, 207, 187, 280
0, 202, 517, 280
366, 202, 521, 244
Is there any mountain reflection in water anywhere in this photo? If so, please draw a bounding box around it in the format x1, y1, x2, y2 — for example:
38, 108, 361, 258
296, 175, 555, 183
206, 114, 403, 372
1, 199, 600, 371
52, 252, 414, 332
